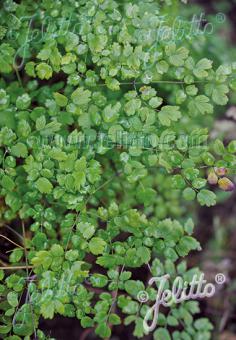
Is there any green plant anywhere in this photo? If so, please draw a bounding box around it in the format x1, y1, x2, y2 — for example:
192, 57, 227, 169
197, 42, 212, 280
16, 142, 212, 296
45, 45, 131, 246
0, 0, 236, 339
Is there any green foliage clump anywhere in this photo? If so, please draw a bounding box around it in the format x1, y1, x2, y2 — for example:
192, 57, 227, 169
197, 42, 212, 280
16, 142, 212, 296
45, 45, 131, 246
0, 0, 236, 339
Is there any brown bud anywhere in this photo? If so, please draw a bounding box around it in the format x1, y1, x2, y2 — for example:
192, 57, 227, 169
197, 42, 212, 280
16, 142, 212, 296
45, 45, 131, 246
218, 177, 235, 192
215, 167, 227, 177
207, 171, 218, 185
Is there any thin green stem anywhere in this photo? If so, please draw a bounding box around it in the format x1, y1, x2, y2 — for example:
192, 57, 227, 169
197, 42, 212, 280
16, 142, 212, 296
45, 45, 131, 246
14, 66, 23, 87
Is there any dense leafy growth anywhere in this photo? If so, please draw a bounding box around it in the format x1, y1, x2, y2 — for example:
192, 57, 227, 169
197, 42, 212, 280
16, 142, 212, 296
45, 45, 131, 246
0, 0, 236, 339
